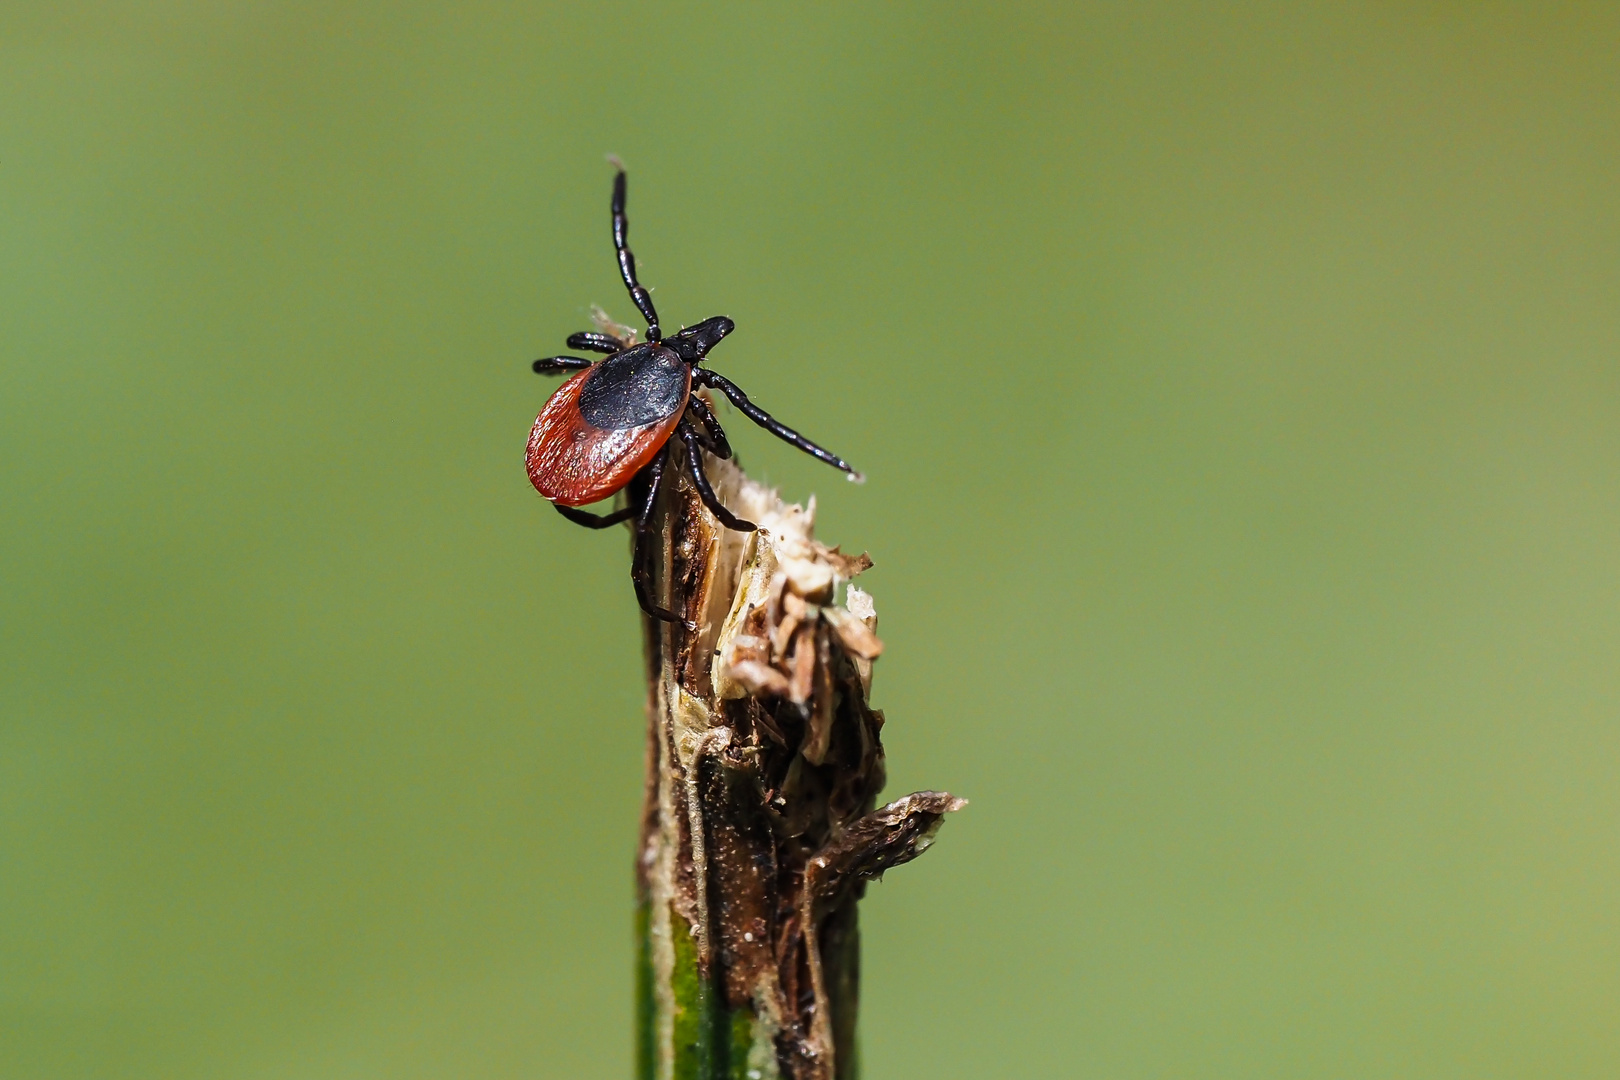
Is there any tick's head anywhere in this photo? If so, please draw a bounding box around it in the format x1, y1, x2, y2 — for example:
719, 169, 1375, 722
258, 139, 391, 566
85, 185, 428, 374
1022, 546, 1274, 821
664, 316, 734, 365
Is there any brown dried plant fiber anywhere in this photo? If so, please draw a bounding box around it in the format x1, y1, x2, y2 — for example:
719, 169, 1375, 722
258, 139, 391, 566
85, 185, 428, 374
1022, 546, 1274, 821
635, 435, 963, 1080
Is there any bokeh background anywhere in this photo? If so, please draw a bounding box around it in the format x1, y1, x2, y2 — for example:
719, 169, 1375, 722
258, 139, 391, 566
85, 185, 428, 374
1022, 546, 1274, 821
5, 3, 1620, 1077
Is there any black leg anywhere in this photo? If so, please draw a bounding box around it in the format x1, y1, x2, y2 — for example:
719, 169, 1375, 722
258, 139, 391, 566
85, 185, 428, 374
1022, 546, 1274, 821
628, 454, 694, 628
695, 369, 863, 481
533, 355, 594, 374
552, 462, 686, 626
684, 395, 732, 459
680, 422, 757, 532
554, 502, 635, 528
611, 169, 661, 342
634, 455, 664, 531
566, 332, 624, 354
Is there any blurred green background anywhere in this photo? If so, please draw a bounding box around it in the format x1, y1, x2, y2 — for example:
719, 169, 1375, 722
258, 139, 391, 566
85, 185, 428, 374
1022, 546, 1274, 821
4, 3, 1619, 1077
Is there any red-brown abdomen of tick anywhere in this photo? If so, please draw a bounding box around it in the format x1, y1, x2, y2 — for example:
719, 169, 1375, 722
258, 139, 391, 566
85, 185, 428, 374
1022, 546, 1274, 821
526, 364, 691, 506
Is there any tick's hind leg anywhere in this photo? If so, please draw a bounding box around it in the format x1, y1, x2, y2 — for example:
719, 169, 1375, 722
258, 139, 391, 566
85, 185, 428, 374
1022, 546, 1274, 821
679, 422, 757, 533
684, 394, 732, 460
627, 455, 694, 629
553, 502, 635, 528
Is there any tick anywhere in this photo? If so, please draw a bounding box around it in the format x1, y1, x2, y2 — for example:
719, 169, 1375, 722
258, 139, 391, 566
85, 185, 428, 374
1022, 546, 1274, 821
526, 166, 861, 626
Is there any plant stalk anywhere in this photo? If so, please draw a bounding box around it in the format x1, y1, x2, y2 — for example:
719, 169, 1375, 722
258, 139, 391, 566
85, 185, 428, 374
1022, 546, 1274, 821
633, 442, 962, 1080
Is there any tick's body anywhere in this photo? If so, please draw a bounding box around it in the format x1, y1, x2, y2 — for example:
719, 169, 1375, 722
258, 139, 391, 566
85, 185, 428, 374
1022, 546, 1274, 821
525, 168, 860, 626
527, 344, 691, 506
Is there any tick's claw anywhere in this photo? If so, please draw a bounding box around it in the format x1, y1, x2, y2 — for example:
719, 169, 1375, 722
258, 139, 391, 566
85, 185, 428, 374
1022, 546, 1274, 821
646, 608, 698, 633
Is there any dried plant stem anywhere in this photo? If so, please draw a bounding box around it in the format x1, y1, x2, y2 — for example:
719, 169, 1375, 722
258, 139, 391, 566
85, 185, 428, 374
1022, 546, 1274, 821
632, 439, 962, 1080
